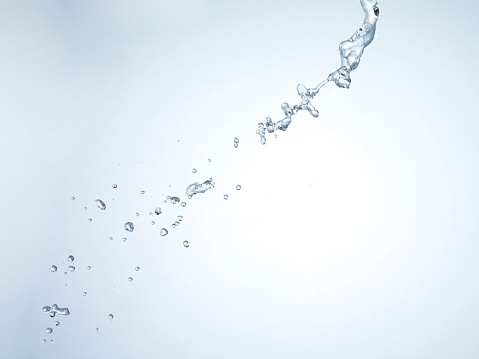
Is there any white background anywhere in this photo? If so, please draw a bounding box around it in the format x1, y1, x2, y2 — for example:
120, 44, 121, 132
1, 1, 479, 358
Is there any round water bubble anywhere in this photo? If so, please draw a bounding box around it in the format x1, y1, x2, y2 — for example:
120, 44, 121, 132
88, 218, 92, 222
128, 277, 133, 282
236, 185, 242, 190
68, 266, 75, 272
108, 314, 114, 320
183, 240, 189, 248
124, 222, 134, 232
192, 168, 197, 173
42, 339, 46, 343
46, 328, 53, 334
95, 199, 106, 210
50, 265, 57, 272
140, 190, 145, 195
83, 292, 87, 296
123, 237, 127, 242
71, 197, 75, 200
54, 321, 60, 326
160, 228, 168, 237
135, 266, 140, 271
109, 237, 113, 241
87, 266, 91, 270
177, 215, 183, 221
180, 202, 186, 207
42, 306, 51, 312
224, 194, 229, 200
151, 221, 155, 225
112, 184, 117, 188
155, 207, 162, 215
67, 255, 74, 262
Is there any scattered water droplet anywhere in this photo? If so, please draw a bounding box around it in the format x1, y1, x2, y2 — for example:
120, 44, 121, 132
50, 265, 57, 272
46, 328, 53, 334
50, 340, 54, 344
84, 207, 87, 210
208, 158, 211, 162
140, 190, 145, 195
124, 222, 134, 232
95, 328, 99, 332
135, 212, 140, 217
54, 321, 60, 326
52, 304, 70, 316
234, 137, 239, 148
172, 223, 176, 228
224, 194, 229, 200
175, 221, 180, 226
71, 197, 75, 200
151, 221, 155, 225
83, 292, 87, 296
68, 266, 75, 272
149, 212, 152, 215
183, 240, 189, 248
185, 178, 215, 198
42, 306, 51, 312
177, 215, 183, 221
95, 199, 106, 210
123, 237, 127, 242
109, 237, 113, 241
87, 266, 91, 270
135, 267, 140, 271
64, 272, 67, 275
160, 228, 168, 237
128, 277, 133, 282
108, 314, 114, 320
155, 207, 162, 215
180, 202, 186, 207
42, 339, 46, 343
67, 255, 74, 262
112, 184, 117, 188
192, 168, 197, 173
236, 185, 242, 190
88, 218, 92, 222
170, 197, 180, 204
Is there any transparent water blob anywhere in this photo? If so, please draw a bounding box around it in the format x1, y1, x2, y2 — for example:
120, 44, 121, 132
54, 321, 60, 326
224, 194, 229, 200
87, 266, 91, 270
46, 328, 52, 334
123, 237, 127, 242
151, 221, 155, 225
112, 184, 117, 188
135, 266, 140, 271
50, 265, 57, 272
185, 178, 215, 198
236, 185, 242, 190
42, 339, 46, 343
108, 314, 114, 320
67, 255, 74, 262
95, 199, 106, 210
140, 190, 145, 194
180, 202, 186, 207
49, 312, 56, 318
42, 306, 51, 312
128, 277, 133, 282
170, 197, 180, 204
68, 266, 75, 272
155, 207, 162, 215
51, 304, 70, 316
124, 222, 134, 232
71, 197, 75, 200
160, 228, 168, 237
88, 218, 92, 222
177, 216, 183, 221
83, 292, 87, 296
183, 240, 189, 248
192, 168, 197, 173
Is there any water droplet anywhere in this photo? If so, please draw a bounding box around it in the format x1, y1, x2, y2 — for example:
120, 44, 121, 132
109, 236, 113, 240
183, 240, 189, 248
84, 207, 87, 210
166, 196, 170, 200
67, 255, 74, 262
64, 272, 67, 275
50, 340, 54, 344
177, 215, 183, 221
140, 190, 145, 195
123, 237, 127, 242
192, 168, 197, 173
170, 197, 180, 204
83, 292, 87, 296
52, 304, 70, 316
135, 266, 140, 271
108, 314, 114, 320
112, 184, 117, 188
208, 158, 211, 162
68, 266, 75, 272
42, 339, 46, 343
155, 207, 162, 215
135, 212, 140, 217
185, 178, 215, 198
42, 306, 51, 312
87, 266, 91, 270
160, 228, 168, 237
236, 185, 242, 190
224, 194, 229, 200
50, 265, 57, 272
151, 221, 155, 225
180, 202, 186, 207
175, 221, 180, 226
54, 321, 60, 326
49, 312, 56, 317
234, 137, 239, 148
149, 212, 152, 215
172, 223, 176, 228
71, 197, 75, 200
88, 218, 92, 222
124, 222, 134, 232
128, 277, 133, 282
46, 328, 53, 334
95, 328, 99, 332
95, 199, 106, 210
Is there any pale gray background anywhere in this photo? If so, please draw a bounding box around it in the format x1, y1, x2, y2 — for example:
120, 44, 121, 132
1, 0, 479, 358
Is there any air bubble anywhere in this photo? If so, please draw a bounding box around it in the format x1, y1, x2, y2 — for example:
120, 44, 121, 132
135, 212, 140, 217
124, 222, 134, 232
49, 312, 56, 318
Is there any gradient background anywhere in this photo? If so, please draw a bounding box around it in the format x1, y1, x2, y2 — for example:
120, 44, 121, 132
1, 0, 479, 358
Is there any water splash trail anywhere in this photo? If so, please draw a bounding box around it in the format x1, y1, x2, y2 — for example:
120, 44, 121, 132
257, 0, 380, 144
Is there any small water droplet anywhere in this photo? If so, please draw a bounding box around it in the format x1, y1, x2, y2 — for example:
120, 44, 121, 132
50, 265, 57, 272
123, 237, 127, 242
95, 328, 99, 332
109, 236, 113, 241
151, 221, 155, 225
166, 196, 170, 200
128, 277, 133, 282
42, 306, 51, 312
140, 190, 145, 195
46, 328, 53, 334
236, 185, 242, 190
172, 223, 176, 228
54, 321, 60, 326
188, 195, 192, 199
87, 266, 91, 270
192, 168, 197, 173
68, 266, 75, 272
155, 207, 162, 215
112, 184, 117, 188
88, 218, 92, 222
71, 197, 75, 200
135, 212, 140, 217
177, 215, 183, 221
224, 194, 229, 200
135, 266, 140, 271
50, 340, 54, 344
64, 272, 67, 275
108, 314, 114, 320
160, 228, 168, 237
42, 339, 46, 343
84, 207, 87, 210
274, 134, 278, 138
83, 292, 87, 296
95, 199, 106, 210
180, 202, 186, 207
149, 212, 152, 215
124, 222, 134, 232
175, 221, 180, 226
67, 255, 74, 262
49, 312, 56, 318
183, 240, 189, 248
170, 197, 180, 204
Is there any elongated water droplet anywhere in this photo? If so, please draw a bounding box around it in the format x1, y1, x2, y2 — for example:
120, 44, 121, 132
95, 199, 106, 210
42, 306, 51, 312
160, 228, 168, 237
234, 137, 239, 148
124, 222, 134, 232
185, 178, 215, 198
183, 240, 189, 248
50, 265, 57, 272
68, 266, 75, 272
67, 255, 74, 262
46, 328, 52, 334
108, 314, 114, 320
155, 207, 162, 215
52, 304, 70, 316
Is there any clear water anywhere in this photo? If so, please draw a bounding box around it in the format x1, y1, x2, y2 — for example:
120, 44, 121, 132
185, 178, 215, 198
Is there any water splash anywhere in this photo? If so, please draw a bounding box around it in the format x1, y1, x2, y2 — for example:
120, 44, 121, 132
257, 0, 380, 143
185, 178, 215, 198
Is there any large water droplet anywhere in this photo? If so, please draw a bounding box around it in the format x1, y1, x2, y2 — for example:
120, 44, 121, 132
183, 240, 189, 248
124, 222, 134, 232
170, 197, 180, 204
50, 265, 57, 272
67, 255, 74, 262
95, 199, 106, 210
185, 178, 215, 198
42, 306, 51, 312
46, 328, 53, 334
236, 185, 242, 190
68, 266, 75, 272
108, 314, 114, 320
160, 228, 168, 237
155, 207, 162, 215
